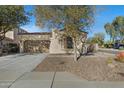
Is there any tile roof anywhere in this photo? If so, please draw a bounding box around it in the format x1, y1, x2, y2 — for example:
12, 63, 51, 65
18, 32, 52, 35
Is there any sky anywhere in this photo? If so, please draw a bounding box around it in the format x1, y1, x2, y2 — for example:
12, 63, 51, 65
21, 5, 50, 32
21, 5, 124, 41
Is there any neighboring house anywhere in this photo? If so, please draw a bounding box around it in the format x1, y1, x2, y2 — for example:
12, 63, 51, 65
18, 29, 87, 54
5, 28, 28, 43
0, 28, 28, 54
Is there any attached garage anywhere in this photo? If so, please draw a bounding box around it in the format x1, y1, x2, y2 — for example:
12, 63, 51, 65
24, 40, 50, 53
18, 32, 51, 53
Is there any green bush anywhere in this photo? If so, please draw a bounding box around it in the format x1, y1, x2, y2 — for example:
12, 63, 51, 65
104, 43, 113, 48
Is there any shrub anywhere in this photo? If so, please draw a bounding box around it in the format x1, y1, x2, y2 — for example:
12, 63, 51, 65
115, 52, 124, 62
104, 43, 113, 48
87, 44, 95, 53
107, 57, 113, 64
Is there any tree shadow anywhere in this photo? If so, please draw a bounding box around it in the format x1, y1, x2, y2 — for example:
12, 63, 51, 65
77, 53, 94, 60
117, 72, 124, 77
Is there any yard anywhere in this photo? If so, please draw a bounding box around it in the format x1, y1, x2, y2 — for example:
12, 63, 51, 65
34, 52, 124, 81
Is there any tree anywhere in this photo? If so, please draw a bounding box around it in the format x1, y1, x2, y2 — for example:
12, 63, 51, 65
35, 5, 95, 62
104, 23, 117, 43
104, 16, 124, 43
87, 32, 105, 46
0, 6, 30, 41
112, 16, 124, 42
86, 37, 93, 44
92, 32, 105, 46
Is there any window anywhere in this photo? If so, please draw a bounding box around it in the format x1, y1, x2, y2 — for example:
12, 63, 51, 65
66, 37, 73, 49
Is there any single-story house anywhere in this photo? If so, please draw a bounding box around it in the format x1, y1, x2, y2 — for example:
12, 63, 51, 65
18, 29, 88, 54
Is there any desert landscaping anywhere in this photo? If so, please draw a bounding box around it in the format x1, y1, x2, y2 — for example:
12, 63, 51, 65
34, 52, 124, 81
1, 5, 124, 88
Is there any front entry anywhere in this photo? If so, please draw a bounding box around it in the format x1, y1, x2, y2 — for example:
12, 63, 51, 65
24, 40, 50, 53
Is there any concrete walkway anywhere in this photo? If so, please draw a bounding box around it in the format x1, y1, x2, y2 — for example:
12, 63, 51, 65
9, 72, 124, 88
0, 53, 48, 88
10, 72, 86, 88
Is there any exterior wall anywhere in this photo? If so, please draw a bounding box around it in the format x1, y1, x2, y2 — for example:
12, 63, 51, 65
17, 29, 87, 54
0, 28, 28, 54
13, 28, 28, 43
49, 29, 73, 54
49, 30, 65, 54
49, 29, 87, 54
2, 39, 13, 45
5, 28, 28, 44
5, 31, 14, 40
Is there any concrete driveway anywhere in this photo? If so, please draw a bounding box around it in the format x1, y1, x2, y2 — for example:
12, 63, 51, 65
1, 53, 124, 88
0, 53, 47, 72
0, 53, 48, 88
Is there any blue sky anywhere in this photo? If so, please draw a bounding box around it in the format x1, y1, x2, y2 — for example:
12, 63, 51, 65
21, 5, 124, 41
21, 5, 50, 32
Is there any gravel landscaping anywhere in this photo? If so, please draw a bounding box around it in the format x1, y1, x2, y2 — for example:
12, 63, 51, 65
34, 52, 124, 81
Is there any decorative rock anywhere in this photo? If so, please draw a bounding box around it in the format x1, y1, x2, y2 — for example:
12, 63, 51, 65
108, 63, 115, 68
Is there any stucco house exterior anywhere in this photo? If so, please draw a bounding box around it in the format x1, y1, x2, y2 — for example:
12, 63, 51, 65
5, 28, 28, 43
0, 28, 27, 47
0, 28, 28, 55
0, 27, 88, 54
18, 29, 88, 54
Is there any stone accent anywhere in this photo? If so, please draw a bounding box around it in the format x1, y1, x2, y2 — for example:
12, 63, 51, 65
24, 40, 50, 53
18, 32, 51, 53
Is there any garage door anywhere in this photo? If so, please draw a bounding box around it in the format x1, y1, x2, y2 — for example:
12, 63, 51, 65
24, 40, 50, 53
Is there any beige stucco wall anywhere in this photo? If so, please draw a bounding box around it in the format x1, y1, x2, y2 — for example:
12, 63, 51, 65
49, 31, 66, 54
49, 29, 89, 54
5, 28, 27, 41
49, 29, 74, 54
5, 31, 14, 40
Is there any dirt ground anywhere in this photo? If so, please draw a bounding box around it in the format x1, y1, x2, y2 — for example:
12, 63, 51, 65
34, 52, 124, 81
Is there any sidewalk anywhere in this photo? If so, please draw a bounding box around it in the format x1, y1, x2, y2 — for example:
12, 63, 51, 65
6, 72, 124, 88
99, 48, 123, 54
